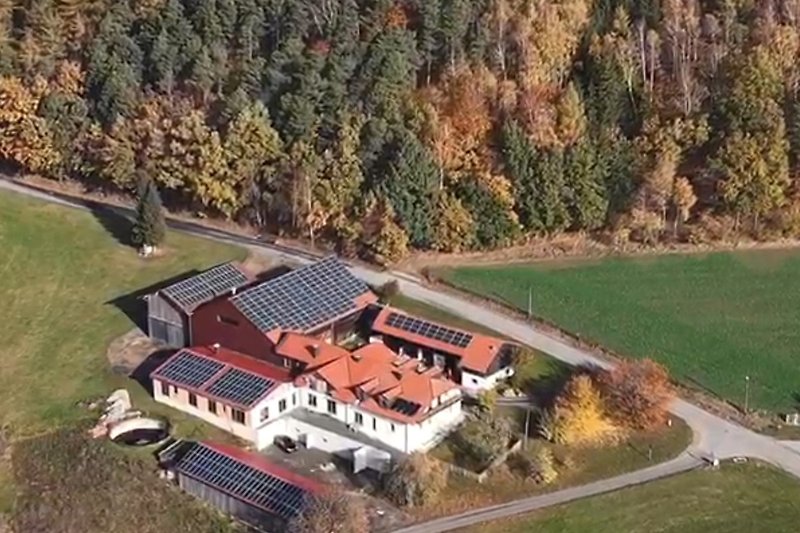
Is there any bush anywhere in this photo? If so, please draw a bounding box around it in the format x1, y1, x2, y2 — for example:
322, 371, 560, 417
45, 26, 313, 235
453, 410, 514, 467
596, 359, 674, 430
384, 453, 448, 508
510, 444, 558, 485
375, 280, 400, 301
476, 389, 498, 412
289, 489, 369, 533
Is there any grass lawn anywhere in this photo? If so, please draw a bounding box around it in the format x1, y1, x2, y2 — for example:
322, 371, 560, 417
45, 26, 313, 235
466, 462, 800, 533
0, 190, 243, 512
439, 250, 800, 412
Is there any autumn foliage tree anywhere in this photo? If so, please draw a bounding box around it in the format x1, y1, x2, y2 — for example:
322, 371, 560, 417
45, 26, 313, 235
596, 359, 674, 430
288, 489, 369, 533
546, 374, 618, 446
384, 452, 448, 508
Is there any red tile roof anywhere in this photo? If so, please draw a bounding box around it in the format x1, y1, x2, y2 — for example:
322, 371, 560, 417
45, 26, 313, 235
370, 306, 505, 373
282, 335, 460, 423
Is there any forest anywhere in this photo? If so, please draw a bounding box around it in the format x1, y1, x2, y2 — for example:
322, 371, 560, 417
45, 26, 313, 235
0, 0, 799, 262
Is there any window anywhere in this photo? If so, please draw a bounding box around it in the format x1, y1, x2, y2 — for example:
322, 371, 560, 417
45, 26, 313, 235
471, 378, 478, 385
308, 394, 317, 407
355, 412, 363, 425
232, 409, 246, 424
260, 407, 269, 422
327, 400, 337, 415
160, 382, 170, 396
292, 393, 297, 406
208, 401, 217, 415
390, 423, 396, 432
279, 399, 287, 412
188, 392, 197, 407
372, 418, 377, 430
217, 315, 239, 326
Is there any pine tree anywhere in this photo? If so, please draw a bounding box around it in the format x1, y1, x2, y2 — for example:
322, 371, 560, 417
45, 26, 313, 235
132, 180, 166, 251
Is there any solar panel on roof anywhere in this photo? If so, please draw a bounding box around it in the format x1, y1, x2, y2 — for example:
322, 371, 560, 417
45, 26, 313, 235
385, 312, 474, 349
391, 398, 422, 416
231, 256, 369, 333
162, 263, 248, 310
154, 350, 225, 388
175, 443, 311, 520
205, 368, 276, 407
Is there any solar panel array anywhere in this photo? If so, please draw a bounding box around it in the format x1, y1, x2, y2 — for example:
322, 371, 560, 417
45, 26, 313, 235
231, 256, 369, 333
154, 350, 225, 388
385, 312, 474, 349
206, 368, 276, 407
162, 263, 248, 310
175, 442, 311, 521
391, 398, 422, 417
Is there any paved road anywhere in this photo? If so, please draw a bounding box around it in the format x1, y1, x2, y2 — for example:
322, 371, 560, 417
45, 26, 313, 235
391, 452, 702, 533
5, 178, 800, 529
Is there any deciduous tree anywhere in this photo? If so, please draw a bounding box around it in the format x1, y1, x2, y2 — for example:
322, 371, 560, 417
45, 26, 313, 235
289, 489, 369, 533
548, 374, 618, 446
384, 452, 448, 508
596, 359, 674, 430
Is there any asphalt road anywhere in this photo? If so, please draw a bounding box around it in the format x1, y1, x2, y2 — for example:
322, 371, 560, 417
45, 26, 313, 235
5, 178, 800, 531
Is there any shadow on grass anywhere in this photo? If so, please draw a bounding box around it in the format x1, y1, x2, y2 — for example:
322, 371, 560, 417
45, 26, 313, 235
130, 348, 176, 396
89, 203, 136, 248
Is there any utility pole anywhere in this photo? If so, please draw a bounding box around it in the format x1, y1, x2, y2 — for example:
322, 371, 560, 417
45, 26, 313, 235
523, 407, 531, 449
527, 286, 532, 319
744, 375, 751, 414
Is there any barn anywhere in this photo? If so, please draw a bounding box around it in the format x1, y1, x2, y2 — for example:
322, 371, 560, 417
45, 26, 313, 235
146, 262, 251, 347
169, 441, 321, 531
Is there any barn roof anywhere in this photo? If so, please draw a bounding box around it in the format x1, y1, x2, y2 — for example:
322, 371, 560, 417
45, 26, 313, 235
160, 262, 250, 312
173, 441, 321, 521
230, 256, 376, 334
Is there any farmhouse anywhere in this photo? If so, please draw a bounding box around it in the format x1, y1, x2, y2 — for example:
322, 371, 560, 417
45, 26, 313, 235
370, 306, 516, 395
146, 262, 252, 347
189, 256, 378, 362
151, 338, 463, 468
167, 440, 321, 531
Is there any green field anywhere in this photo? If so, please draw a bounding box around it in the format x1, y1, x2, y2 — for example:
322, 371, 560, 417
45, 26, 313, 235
440, 251, 800, 411
468, 463, 800, 533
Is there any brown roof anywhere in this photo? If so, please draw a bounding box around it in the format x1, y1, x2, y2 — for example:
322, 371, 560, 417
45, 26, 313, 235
370, 306, 505, 373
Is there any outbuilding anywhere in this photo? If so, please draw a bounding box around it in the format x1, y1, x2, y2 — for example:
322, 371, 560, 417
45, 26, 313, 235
146, 262, 251, 346
169, 440, 321, 531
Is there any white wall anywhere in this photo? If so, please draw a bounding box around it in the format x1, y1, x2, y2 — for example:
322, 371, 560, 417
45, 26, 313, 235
461, 366, 514, 395
407, 400, 464, 451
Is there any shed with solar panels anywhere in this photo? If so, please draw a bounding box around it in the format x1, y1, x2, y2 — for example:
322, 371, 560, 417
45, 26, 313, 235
164, 440, 321, 531
146, 262, 251, 347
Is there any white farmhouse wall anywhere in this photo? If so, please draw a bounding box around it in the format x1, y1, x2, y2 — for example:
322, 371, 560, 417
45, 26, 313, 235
461, 367, 514, 395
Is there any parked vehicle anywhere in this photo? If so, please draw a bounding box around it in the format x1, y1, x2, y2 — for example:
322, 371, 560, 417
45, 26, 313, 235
274, 435, 298, 453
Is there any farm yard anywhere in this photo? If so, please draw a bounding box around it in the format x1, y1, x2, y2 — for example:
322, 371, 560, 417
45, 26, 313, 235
466, 463, 800, 533
439, 250, 800, 412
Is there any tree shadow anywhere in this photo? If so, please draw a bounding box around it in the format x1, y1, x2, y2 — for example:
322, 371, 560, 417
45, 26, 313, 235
89, 203, 136, 248
130, 347, 176, 397
105, 270, 202, 331
254, 265, 292, 281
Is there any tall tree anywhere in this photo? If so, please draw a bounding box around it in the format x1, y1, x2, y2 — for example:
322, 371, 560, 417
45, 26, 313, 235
131, 180, 166, 251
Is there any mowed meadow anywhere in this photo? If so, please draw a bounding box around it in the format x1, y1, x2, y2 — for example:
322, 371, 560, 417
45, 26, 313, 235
439, 250, 800, 412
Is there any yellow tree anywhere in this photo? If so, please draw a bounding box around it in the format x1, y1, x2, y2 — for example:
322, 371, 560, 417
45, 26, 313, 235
359, 195, 409, 265
672, 176, 696, 235
431, 192, 475, 252
0, 76, 60, 175
550, 374, 618, 446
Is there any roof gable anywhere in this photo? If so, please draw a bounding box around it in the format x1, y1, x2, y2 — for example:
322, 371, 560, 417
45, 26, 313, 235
230, 256, 375, 334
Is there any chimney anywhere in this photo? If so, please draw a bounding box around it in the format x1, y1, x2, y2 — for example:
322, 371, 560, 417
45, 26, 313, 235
311, 344, 320, 358
212, 343, 220, 352
231, 286, 237, 296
